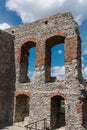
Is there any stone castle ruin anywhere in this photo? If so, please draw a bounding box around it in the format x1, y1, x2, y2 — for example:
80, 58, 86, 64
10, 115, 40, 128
0, 12, 87, 130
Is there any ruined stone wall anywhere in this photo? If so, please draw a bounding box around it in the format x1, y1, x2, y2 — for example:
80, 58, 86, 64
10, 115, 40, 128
4, 12, 87, 130
0, 31, 15, 125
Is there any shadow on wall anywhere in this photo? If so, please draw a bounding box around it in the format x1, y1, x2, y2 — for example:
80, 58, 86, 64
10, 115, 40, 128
19, 41, 36, 83
0, 33, 16, 128
81, 90, 87, 129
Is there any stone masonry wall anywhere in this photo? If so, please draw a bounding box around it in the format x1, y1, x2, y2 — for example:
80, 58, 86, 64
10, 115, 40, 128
0, 31, 15, 125
4, 12, 87, 130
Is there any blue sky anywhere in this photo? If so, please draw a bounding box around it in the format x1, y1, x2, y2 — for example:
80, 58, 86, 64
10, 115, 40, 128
0, 0, 87, 80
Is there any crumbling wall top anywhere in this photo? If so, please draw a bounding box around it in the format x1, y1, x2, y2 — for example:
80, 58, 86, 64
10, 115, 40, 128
6, 12, 79, 39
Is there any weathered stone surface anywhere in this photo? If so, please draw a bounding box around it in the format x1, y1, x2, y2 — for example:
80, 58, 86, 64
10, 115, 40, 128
0, 30, 15, 125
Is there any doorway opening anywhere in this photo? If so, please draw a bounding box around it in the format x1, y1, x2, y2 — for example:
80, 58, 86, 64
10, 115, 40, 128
15, 94, 29, 122
51, 95, 65, 129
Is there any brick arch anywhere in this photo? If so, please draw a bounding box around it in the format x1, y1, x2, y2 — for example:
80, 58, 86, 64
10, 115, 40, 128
16, 38, 37, 62
20, 38, 37, 48
15, 91, 30, 122
50, 92, 66, 129
45, 33, 65, 67
46, 32, 66, 39
18, 37, 37, 83
50, 92, 67, 100
15, 91, 31, 97
41, 32, 66, 43
41, 32, 66, 83
46, 32, 66, 47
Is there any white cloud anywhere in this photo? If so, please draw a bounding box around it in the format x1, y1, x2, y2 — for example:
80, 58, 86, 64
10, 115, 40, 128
51, 66, 65, 80
81, 56, 84, 61
0, 23, 11, 30
27, 71, 35, 82
75, 15, 82, 26
6, 0, 87, 25
81, 56, 86, 64
58, 50, 62, 55
82, 63, 85, 68
83, 48, 87, 55
82, 67, 87, 79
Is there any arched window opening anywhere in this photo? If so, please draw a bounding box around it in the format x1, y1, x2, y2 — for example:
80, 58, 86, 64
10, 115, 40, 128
20, 42, 36, 83
82, 50, 87, 79
51, 44, 65, 80
15, 94, 30, 122
51, 96, 65, 129
46, 35, 65, 82
28, 47, 36, 82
